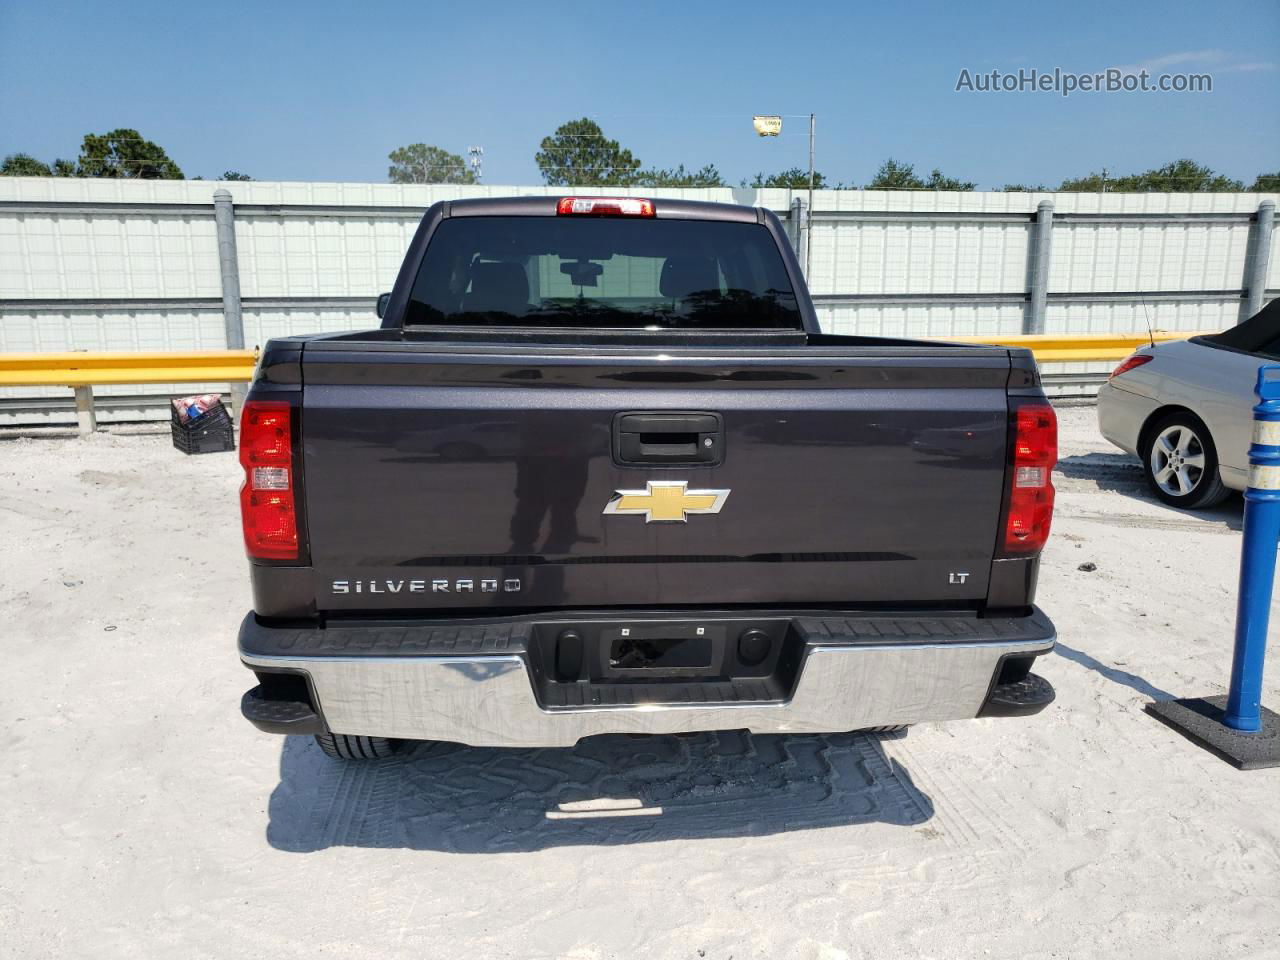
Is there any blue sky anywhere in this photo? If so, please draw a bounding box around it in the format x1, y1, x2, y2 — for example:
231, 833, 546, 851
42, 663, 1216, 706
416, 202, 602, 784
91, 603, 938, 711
1, 0, 1276, 188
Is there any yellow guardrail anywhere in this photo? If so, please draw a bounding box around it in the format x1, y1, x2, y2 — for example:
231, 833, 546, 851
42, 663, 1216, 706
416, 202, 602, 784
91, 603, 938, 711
0, 349, 258, 434
0, 334, 1206, 434
0, 349, 258, 387
945, 331, 1208, 362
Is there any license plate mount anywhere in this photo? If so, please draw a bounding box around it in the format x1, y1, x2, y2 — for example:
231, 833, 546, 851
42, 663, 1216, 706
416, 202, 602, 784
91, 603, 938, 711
609, 635, 713, 670
600, 623, 726, 679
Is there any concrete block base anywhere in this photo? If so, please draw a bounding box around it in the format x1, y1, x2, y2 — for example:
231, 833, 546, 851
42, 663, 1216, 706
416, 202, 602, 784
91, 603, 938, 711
1146, 695, 1280, 770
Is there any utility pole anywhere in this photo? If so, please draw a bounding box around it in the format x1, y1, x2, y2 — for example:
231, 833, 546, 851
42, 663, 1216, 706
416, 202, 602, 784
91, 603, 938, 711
807, 114, 816, 277
468, 146, 484, 182
751, 113, 815, 275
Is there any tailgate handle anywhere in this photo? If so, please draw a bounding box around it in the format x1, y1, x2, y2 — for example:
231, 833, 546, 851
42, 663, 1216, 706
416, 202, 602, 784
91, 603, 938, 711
614, 412, 723, 465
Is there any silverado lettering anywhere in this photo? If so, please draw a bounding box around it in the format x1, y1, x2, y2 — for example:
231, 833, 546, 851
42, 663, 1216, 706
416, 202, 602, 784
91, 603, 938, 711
331, 579, 521, 594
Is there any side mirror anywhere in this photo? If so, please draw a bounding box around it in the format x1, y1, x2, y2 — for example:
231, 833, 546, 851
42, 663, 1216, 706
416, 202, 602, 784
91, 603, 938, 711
376, 292, 391, 319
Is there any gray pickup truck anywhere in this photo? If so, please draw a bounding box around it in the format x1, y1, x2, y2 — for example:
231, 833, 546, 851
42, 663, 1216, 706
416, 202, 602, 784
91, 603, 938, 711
237, 195, 1058, 761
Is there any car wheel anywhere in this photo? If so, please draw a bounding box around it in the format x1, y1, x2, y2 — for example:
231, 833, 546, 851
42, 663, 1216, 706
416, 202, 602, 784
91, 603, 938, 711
1142, 412, 1230, 509
314, 733, 403, 760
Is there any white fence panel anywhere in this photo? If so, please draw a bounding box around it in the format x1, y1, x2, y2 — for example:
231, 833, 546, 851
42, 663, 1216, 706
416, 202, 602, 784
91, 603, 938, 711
0, 178, 1276, 422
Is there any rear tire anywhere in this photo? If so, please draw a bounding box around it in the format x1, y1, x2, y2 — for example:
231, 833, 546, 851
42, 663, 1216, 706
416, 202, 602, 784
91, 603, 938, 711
1141, 411, 1230, 510
314, 732, 403, 760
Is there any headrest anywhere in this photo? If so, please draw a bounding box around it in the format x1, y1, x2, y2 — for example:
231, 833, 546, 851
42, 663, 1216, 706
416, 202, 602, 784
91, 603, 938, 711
660, 256, 719, 299
464, 261, 529, 314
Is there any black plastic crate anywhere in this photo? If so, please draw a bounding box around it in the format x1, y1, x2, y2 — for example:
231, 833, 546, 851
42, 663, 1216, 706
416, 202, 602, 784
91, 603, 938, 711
171, 398, 236, 455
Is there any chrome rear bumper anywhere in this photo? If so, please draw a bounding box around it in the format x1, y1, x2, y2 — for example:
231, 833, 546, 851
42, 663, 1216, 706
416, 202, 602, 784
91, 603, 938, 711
240, 610, 1055, 747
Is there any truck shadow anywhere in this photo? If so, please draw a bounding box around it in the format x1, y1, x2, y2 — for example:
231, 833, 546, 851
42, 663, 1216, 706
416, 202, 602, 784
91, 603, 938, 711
266, 729, 933, 853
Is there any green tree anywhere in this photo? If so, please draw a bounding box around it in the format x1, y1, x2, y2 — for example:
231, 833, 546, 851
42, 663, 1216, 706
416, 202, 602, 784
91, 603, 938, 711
220, 171, 253, 181
1060, 159, 1243, 192
748, 167, 828, 188
535, 118, 641, 186
1000, 183, 1046, 192
1, 153, 52, 176
387, 143, 476, 184
865, 159, 974, 191
634, 163, 726, 187
75, 129, 183, 179
1251, 171, 1280, 192
866, 158, 924, 190
923, 168, 976, 191
1057, 171, 1109, 191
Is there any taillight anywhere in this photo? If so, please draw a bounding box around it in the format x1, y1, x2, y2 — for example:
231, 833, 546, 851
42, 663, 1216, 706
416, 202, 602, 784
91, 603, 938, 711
1003, 401, 1057, 555
556, 196, 654, 217
239, 400, 299, 560
1109, 353, 1153, 379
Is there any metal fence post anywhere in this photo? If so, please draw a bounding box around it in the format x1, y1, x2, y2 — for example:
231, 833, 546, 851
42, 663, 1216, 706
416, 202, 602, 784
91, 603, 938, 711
791, 196, 809, 275
788, 196, 800, 255
1245, 200, 1275, 321
213, 188, 247, 416
1225, 365, 1280, 730
1025, 200, 1054, 334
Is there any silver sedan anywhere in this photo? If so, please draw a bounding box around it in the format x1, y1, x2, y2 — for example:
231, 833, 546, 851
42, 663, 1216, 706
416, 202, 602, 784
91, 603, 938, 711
1097, 301, 1279, 509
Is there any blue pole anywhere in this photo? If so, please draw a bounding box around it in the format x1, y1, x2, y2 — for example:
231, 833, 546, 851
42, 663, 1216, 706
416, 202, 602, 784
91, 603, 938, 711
1225, 365, 1280, 731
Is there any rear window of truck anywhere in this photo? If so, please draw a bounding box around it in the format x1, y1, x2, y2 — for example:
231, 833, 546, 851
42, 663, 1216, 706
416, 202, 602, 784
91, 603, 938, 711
403, 216, 803, 329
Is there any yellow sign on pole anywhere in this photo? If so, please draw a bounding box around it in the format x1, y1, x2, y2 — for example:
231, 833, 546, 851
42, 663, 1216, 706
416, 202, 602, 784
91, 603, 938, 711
752, 115, 783, 137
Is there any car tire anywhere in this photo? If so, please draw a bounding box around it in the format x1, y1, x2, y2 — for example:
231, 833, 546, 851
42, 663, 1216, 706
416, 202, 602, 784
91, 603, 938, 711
314, 732, 403, 761
1142, 411, 1231, 510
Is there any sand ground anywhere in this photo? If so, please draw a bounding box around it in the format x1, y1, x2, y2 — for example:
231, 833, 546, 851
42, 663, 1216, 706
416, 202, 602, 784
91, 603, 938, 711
1, 405, 1278, 959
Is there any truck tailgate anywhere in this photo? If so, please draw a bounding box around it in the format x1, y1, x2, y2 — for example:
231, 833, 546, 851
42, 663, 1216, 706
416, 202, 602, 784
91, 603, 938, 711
298, 340, 1013, 612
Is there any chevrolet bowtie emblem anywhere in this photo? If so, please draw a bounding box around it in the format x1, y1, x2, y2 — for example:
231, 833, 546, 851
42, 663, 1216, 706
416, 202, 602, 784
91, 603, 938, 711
603, 480, 730, 523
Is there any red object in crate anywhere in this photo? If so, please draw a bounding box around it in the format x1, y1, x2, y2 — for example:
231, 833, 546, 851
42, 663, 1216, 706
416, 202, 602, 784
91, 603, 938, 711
172, 393, 223, 424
